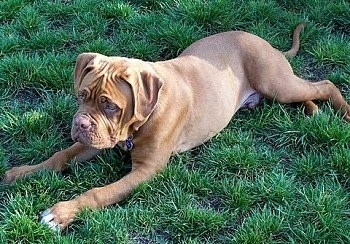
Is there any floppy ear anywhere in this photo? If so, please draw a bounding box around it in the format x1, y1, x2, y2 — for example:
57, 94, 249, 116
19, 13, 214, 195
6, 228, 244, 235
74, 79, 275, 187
122, 69, 163, 130
73, 53, 105, 94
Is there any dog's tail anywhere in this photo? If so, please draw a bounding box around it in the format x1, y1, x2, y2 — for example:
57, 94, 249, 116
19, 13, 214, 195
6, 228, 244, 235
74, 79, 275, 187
284, 22, 306, 58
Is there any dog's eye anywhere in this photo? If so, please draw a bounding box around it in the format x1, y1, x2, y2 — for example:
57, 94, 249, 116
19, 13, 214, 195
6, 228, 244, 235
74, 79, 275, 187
78, 90, 88, 102
105, 103, 118, 112
100, 96, 119, 114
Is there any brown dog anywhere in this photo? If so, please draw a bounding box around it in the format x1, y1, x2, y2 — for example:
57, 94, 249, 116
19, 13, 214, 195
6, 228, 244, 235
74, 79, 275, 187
3, 23, 350, 230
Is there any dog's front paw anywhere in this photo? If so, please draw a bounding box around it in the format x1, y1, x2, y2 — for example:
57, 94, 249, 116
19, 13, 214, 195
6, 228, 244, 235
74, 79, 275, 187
3, 165, 35, 184
39, 201, 79, 231
39, 208, 60, 232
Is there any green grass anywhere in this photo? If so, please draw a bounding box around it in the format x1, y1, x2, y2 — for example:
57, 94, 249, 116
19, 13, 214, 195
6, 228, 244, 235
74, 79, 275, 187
0, 0, 350, 243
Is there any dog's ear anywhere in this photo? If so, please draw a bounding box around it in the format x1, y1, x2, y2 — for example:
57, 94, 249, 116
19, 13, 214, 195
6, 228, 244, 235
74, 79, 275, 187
74, 53, 105, 94
122, 69, 163, 130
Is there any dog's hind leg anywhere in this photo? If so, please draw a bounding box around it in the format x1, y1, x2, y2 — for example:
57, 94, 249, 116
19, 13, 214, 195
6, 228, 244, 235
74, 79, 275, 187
257, 77, 350, 121
303, 100, 319, 116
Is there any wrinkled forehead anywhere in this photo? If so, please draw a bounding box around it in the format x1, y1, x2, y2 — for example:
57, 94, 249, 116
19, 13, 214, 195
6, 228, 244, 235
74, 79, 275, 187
79, 64, 133, 108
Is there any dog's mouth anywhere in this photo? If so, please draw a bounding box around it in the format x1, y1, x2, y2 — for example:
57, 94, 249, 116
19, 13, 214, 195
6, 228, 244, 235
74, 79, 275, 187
71, 113, 117, 149
72, 130, 117, 149
71, 130, 97, 145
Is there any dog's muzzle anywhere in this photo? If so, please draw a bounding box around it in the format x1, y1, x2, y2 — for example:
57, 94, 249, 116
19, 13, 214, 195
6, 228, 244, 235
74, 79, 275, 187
71, 114, 96, 144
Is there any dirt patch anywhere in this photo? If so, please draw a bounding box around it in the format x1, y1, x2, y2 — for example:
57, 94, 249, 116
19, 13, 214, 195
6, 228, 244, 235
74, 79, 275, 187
14, 88, 43, 105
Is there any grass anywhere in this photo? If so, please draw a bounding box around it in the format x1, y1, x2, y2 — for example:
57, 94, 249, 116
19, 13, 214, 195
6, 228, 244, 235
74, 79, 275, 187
0, 0, 349, 243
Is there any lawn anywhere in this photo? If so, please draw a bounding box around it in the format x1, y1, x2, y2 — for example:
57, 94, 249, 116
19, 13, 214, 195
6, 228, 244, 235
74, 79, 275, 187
0, 0, 350, 243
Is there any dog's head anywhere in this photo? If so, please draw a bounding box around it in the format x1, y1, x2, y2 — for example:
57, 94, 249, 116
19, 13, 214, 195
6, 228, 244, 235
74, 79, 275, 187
71, 53, 163, 149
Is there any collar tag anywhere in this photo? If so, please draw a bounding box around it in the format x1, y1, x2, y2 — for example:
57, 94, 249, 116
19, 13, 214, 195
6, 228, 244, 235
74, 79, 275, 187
125, 135, 134, 151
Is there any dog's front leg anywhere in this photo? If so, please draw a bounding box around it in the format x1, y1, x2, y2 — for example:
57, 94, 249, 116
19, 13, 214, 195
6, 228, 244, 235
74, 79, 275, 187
39, 157, 167, 231
3, 142, 100, 183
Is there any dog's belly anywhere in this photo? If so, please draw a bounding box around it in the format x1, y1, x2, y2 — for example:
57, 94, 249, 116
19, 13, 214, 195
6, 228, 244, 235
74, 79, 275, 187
155, 55, 259, 153
174, 70, 248, 152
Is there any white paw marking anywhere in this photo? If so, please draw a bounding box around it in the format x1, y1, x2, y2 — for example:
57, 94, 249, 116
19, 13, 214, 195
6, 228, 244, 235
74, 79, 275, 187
39, 208, 60, 232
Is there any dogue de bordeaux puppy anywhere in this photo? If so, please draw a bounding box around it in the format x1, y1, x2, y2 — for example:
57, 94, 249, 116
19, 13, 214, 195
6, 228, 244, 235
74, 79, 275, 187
3, 23, 350, 230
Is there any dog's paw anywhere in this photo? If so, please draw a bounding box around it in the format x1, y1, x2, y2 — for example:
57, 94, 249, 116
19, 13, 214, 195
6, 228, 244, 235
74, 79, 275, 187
3, 165, 35, 184
39, 209, 61, 232
39, 201, 79, 231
